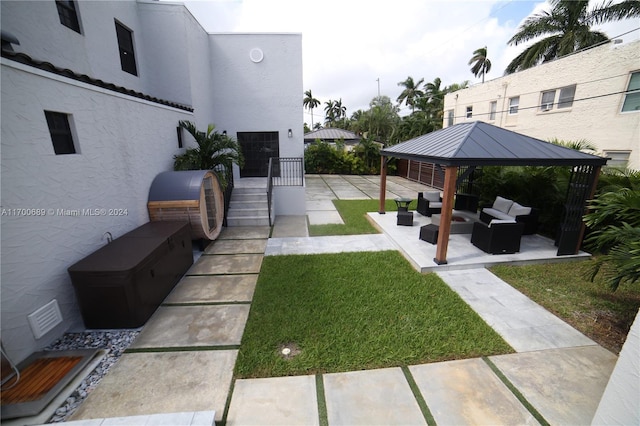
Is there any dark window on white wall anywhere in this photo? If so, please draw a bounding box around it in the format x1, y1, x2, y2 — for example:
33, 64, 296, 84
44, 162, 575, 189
622, 71, 640, 112
558, 85, 576, 109
447, 110, 454, 126
115, 21, 137, 76
489, 101, 497, 120
466, 106, 473, 119
56, 0, 81, 33
44, 111, 76, 155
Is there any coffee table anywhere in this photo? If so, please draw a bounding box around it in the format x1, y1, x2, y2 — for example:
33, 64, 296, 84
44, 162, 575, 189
430, 210, 480, 234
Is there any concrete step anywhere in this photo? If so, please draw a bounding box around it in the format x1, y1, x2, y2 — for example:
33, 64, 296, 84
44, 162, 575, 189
227, 207, 269, 217
226, 216, 271, 227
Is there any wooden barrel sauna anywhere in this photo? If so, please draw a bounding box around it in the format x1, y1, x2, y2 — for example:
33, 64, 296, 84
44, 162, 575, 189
147, 170, 224, 240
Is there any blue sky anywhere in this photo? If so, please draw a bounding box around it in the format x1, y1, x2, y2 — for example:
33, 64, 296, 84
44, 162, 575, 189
180, 0, 639, 123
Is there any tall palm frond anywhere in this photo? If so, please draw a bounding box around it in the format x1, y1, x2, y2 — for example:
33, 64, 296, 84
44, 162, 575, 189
506, 0, 640, 74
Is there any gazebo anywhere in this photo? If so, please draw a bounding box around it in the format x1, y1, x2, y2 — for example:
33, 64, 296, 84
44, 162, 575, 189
379, 121, 608, 265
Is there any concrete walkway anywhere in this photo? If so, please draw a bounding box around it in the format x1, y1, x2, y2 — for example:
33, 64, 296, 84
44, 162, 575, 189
62, 175, 617, 426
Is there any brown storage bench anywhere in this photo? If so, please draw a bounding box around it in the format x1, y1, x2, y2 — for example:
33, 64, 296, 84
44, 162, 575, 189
68, 221, 193, 329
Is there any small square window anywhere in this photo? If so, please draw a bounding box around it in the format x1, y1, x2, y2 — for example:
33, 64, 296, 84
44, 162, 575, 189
558, 85, 576, 109
56, 0, 81, 33
115, 21, 137, 76
622, 71, 640, 112
489, 101, 497, 120
45, 111, 76, 155
541, 90, 555, 111
508, 97, 519, 115
466, 106, 473, 119
604, 150, 631, 168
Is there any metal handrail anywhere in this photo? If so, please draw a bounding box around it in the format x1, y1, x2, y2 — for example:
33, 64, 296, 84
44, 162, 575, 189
267, 158, 274, 226
266, 157, 304, 226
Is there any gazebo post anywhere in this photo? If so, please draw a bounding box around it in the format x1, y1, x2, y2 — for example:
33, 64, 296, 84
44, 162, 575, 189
379, 157, 387, 214
434, 165, 458, 265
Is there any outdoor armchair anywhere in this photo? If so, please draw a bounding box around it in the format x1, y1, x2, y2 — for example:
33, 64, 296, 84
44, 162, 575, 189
417, 191, 442, 217
471, 220, 525, 254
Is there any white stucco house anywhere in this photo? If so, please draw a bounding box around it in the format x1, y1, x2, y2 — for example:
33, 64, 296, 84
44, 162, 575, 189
443, 40, 640, 170
1, 0, 303, 363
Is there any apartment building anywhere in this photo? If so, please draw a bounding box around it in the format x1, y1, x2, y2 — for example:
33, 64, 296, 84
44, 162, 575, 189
443, 40, 639, 170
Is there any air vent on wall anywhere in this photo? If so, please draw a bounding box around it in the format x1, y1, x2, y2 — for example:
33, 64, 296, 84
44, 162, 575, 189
28, 299, 63, 339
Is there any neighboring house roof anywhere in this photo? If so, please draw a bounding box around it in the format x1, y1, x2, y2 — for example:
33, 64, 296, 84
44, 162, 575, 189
304, 128, 361, 142
381, 121, 608, 167
1, 50, 194, 112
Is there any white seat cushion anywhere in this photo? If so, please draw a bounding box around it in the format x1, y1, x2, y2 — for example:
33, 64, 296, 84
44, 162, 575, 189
430, 202, 442, 208
424, 191, 441, 202
489, 218, 517, 227
492, 196, 513, 214
482, 208, 512, 220
508, 202, 531, 217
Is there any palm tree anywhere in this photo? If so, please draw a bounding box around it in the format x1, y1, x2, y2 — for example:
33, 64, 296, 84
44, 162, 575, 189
324, 100, 336, 125
396, 76, 425, 112
505, 0, 640, 74
468, 47, 491, 83
174, 120, 244, 187
334, 98, 347, 120
303, 90, 321, 129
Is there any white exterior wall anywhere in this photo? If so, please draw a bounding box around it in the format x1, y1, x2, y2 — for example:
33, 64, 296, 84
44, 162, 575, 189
1, 1, 144, 93
592, 309, 640, 424
1, 61, 193, 363
1, 1, 303, 363
443, 41, 640, 170
209, 33, 304, 176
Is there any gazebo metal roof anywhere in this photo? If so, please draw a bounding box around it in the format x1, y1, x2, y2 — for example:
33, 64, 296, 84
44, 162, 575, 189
381, 121, 608, 166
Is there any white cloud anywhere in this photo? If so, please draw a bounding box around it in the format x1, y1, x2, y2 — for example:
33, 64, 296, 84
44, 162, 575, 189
182, 0, 639, 122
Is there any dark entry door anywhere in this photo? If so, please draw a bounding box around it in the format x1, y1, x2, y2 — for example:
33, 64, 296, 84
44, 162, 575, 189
237, 132, 280, 177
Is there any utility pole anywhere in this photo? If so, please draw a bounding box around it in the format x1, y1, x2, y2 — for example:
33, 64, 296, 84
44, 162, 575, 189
376, 78, 380, 97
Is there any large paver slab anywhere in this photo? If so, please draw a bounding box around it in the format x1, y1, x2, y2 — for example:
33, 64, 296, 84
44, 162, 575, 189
489, 346, 618, 425
59, 411, 215, 426
204, 239, 267, 255
187, 254, 263, 275
323, 367, 426, 425
71, 351, 236, 423
436, 268, 596, 351
226, 375, 318, 426
218, 227, 270, 240
271, 216, 309, 238
265, 234, 396, 256
165, 275, 257, 304
307, 210, 343, 225
410, 359, 539, 425
130, 305, 250, 348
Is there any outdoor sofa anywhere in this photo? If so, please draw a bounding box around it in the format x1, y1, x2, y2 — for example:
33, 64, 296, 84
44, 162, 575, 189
479, 196, 539, 235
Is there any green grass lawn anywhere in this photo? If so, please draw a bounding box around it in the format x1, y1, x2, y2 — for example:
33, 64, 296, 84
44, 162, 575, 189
235, 251, 513, 378
308, 199, 411, 236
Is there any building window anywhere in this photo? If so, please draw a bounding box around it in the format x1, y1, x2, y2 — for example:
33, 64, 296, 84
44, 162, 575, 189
447, 110, 454, 126
604, 150, 631, 168
44, 111, 76, 155
558, 85, 576, 109
115, 21, 137, 76
508, 97, 519, 115
622, 71, 640, 112
56, 0, 81, 33
540, 90, 555, 111
489, 101, 497, 120
466, 106, 473, 119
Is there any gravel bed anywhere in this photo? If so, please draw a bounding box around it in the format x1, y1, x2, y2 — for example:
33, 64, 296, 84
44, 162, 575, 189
44, 330, 139, 423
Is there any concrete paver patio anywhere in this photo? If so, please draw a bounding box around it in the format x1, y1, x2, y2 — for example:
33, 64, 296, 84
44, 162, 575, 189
58, 175, 619, 426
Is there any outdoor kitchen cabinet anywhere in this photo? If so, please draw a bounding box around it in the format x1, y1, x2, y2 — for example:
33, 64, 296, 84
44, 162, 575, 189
68, 221, 193, 329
